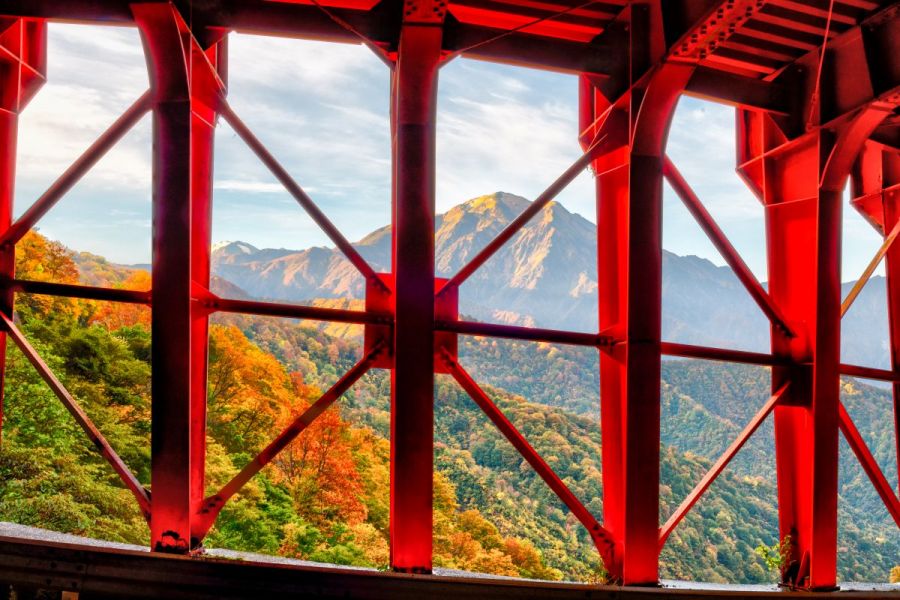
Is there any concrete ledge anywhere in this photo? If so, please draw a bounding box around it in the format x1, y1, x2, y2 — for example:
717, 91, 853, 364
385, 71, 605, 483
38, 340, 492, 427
0, 533, 898, 599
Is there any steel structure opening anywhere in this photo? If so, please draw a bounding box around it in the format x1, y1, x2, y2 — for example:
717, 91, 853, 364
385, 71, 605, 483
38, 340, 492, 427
0, 0, 899, 592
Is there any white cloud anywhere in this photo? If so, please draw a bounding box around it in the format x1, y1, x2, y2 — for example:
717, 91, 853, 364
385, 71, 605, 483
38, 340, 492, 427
436, 59, 593, 216
215, 179, 293, 194
10, 23, 884, 280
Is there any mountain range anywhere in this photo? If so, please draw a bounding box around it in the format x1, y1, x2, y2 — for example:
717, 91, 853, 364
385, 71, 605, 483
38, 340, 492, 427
208, 192, 893, 369
49, 204, 900, 581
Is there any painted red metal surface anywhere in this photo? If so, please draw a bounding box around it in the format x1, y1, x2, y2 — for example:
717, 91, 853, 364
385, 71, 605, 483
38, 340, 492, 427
437, 319, 610, 348
389, 5, 443, 570
838, 402, 900, 527
852, 143, 900, 491
209, 295, 390, 325
0, 17, 45, 445
134, 2, 226, 551
0, 0, 897, 592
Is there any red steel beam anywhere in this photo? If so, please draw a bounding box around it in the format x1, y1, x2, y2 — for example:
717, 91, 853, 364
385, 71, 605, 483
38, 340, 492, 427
662, 156, 795, 338
208, 295, 390, 325
770, 162, 842, 591
839, 363, 900, 382
739, 91, 894, 588
194, 345, 382, 539
436, 319, 610, 347
188, 35, 225, 551
438, 130, 608, 296
0, 17, 46, 445
0, 91, 151, 250
660, 342, 789, 367
218, 101, 383, 290
838, 402, 900, 527
389, 2, 444, 572
442, 352, 615, 569
0, 278, 150, 304
0, 312, 150, 516
659, 383, 790, 548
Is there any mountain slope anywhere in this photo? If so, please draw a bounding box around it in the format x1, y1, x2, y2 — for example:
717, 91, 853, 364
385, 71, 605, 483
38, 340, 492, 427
9, 230, 896, 583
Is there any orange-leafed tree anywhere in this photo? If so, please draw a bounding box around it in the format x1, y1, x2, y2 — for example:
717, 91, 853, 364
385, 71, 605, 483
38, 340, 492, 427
14, 231, 80, 319
88, 270, 151, 330
207, 324, 297, 455
272, 378, 368, 527
207, 324, 367, 529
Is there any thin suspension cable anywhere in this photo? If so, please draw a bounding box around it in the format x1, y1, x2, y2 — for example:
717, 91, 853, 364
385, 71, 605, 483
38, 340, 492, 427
308, 0, 393, 67
805, 0, 836, 131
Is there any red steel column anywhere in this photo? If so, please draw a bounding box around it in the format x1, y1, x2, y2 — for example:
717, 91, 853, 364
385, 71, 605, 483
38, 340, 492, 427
389, 0, 444, 573
739, 96, 890, 588
583, 6, 692, 578
738, 112, 841, 590
881, 163, 900, 497
134, 4, 224, 551
0, 18, 45, 443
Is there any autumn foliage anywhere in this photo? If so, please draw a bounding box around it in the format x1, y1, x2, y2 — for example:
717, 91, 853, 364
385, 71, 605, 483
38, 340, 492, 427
2, 232, 559, 579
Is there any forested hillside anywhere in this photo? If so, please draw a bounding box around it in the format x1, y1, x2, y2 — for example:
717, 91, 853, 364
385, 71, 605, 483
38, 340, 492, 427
0, 232, 897, 584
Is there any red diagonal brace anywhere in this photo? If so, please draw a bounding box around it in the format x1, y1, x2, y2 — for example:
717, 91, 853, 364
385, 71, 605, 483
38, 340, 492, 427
218, 101, 385, 292
435, 319, 611, 348
838, 401, 900, 527
0, 312, 150, 517
441, 350, 616, 572
0, 91, 152, 249
662, 156, 795, 338
841, 217, 900, 318
207, 295, 390, 326
659, 382, 790, 548
660, 342, 790, 367
0, 278, 150, 305
192, 343, 381, 540
437, 130, 610, 297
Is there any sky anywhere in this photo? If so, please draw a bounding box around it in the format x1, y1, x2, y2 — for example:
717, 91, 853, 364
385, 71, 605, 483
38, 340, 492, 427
12, 23, 886, 282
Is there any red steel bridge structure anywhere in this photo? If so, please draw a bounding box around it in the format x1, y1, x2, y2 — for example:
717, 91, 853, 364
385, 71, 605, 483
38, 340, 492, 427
0, 0, 899, 594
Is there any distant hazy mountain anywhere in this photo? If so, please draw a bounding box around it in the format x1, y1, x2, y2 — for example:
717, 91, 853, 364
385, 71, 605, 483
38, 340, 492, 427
209, 191, 892, 369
